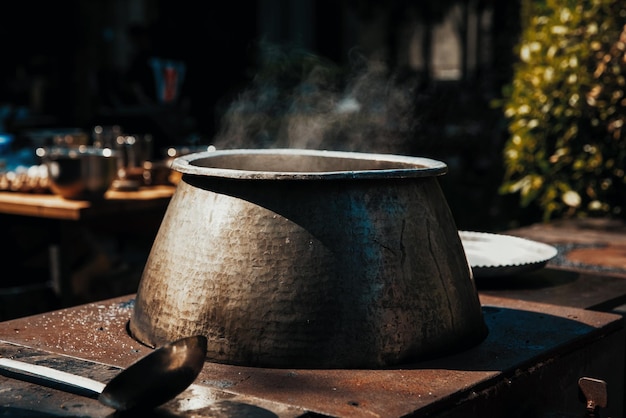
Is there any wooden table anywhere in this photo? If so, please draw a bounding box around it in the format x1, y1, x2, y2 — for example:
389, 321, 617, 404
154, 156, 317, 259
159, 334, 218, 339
0, 186, 175, 220
0, 186, 175, 312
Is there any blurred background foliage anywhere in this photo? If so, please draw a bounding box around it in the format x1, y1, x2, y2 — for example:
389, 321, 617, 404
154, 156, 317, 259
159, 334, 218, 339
500, 0, 626, 221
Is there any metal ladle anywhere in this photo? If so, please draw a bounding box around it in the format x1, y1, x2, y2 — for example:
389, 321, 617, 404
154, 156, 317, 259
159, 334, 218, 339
0, 335, 207, 411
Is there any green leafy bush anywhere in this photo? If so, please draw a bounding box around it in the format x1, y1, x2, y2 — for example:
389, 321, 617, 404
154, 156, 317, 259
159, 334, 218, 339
501, 0, 626, 221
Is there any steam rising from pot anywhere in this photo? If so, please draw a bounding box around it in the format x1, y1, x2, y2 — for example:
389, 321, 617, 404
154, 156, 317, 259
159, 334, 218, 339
213, 45, 421, 153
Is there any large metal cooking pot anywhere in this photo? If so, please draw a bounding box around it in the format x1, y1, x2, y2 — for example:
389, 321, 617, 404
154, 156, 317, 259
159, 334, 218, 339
129, 148, 488, 368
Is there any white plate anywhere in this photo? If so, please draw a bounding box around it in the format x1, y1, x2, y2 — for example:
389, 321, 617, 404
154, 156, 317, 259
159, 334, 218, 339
459, 230, 558, 278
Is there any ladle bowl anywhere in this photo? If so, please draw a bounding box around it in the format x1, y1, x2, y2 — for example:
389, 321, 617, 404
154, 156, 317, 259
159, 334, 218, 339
0, 335, 207, 411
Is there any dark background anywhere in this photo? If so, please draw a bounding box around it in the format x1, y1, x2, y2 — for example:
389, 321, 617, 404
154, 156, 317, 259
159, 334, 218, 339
0, 0, 524, 231
0, 0, 528, 317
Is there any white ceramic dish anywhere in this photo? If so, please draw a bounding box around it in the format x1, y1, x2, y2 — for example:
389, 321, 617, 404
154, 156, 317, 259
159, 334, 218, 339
459, 230, 559, 278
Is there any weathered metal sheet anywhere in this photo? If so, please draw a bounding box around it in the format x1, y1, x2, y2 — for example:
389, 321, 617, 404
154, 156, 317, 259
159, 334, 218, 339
0, 294, 623, 417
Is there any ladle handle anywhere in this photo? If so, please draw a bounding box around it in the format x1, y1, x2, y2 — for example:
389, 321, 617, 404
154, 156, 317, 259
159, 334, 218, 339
0, 357, 106, 395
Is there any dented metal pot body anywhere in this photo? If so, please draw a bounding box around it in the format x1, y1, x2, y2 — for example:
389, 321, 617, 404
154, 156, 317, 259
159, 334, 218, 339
129, 149, 488, 368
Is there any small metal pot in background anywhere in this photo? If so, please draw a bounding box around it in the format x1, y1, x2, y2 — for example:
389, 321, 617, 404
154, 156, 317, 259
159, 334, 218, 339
38, 146, 118, 200
129, 148, 488, 368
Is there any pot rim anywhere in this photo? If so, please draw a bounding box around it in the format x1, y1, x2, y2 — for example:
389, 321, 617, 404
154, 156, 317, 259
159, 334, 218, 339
171, 148, 447, 180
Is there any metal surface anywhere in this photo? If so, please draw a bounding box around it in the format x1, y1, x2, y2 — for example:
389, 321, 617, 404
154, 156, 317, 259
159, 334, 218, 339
130, 149, 487, 368
0, 340, 304, 417
477, 268, 626, 311
0, 293, 623, 417
0, 335, 207, 411
100, 335, 207, 410
484, 218, 626, 311
506, 218, 626, 278
171, 148, 448, 179
1, 218, 625, 416
42, 146, 118, 200
579, 377, 608, 416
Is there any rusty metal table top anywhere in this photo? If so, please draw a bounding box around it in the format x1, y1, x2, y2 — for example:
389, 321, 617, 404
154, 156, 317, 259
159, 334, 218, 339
479, 218, 626, 312
0, 293, 623, 417
2, 218, 626, 417
505, 217, 626, 279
